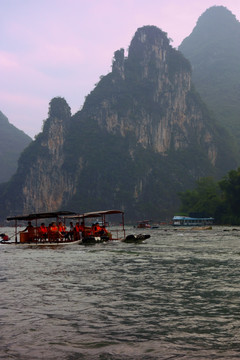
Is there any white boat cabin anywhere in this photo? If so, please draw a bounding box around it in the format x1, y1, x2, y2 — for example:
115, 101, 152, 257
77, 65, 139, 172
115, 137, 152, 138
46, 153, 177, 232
172, 216, 214, 226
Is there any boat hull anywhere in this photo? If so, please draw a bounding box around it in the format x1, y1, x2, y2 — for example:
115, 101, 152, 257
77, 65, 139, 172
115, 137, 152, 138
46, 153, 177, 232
81, 235, 111, 245
122, 234, 150, 243
6, 239, 81, 246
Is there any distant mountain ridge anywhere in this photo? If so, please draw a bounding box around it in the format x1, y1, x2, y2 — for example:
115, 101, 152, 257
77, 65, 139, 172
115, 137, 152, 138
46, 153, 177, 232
0, 25, 237, 222
179, 6, 240, 153
0, 111, 32, 183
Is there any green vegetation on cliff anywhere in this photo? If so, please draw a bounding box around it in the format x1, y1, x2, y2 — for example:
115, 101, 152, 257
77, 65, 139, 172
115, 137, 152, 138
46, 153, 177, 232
179, 168, 240, 224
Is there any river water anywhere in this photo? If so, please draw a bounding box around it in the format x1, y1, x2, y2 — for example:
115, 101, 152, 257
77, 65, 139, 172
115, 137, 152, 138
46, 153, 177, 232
1, 226, 240, 359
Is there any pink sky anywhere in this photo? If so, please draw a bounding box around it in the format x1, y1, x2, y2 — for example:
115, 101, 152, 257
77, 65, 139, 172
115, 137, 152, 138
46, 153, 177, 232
1, 0, 240, 137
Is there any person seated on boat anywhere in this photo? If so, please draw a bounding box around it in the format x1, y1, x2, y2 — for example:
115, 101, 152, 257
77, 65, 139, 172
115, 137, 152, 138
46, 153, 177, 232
92, 222, 103, 236
78, 221, 86, 237
0, 233, 9, 242
38, 223, 48, 240
91, 223, 96, 235
58, 221, 68, 240
100, 224, 108, 235
101, 225, 112, 239
49, 222, 60, 241
50, 222, 58, 232
74, 222, 81, 240
68, 222, 74, 240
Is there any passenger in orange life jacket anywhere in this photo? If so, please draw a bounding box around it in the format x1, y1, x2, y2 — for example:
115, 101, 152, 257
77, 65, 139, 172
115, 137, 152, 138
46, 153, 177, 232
92, 222, 103, 235
58, 222, 67, 239
50, 222, 58, 232
39, 223, 48, 239
74, 222, 80, 233
79, 221, 85, 232
48, 222, 59, 240
74, 222, 81, 240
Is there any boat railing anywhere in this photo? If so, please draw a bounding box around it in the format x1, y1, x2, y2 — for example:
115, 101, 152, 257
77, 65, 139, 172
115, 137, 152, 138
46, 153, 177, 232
110, 228, 125, 240
19, 226, 79, 244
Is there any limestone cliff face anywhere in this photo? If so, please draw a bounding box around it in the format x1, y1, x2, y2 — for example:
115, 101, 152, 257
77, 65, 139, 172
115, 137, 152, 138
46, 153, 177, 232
21, 98, 77, 213
87, 26, 217, 165
0, 26, 236, 221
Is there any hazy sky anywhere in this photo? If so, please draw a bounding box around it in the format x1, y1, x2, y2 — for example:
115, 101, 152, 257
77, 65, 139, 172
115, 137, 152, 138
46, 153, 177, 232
1, 0, 240, 138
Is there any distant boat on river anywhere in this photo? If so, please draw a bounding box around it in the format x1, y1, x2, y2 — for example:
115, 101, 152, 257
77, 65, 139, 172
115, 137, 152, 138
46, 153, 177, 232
136, 220, 151, 229
172, 215, 214, 227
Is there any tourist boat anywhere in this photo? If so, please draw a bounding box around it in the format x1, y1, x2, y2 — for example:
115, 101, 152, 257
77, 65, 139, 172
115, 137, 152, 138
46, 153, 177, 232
172, 215, 214, 226
6, 209, 150, 246
136, 220, 151, 229
6, 211, 81, 246
63, 209, 126, 245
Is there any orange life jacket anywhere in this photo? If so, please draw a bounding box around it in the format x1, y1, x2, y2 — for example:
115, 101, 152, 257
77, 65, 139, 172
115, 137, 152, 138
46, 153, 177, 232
50, 225, 58, 232
75, 224, 80, 232
40, 225, 47, 234
58, 225, 66, 233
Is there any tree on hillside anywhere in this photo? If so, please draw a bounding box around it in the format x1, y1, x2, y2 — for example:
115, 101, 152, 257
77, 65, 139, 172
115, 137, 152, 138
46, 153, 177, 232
178, 168, 240, 224
218, 168, 240, 223
178, 177, 221, 217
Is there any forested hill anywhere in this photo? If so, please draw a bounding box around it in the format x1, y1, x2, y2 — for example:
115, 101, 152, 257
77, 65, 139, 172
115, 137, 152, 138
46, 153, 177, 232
0, 26, 237, 222
0, 111, 32, 183
179, 6, 240, 154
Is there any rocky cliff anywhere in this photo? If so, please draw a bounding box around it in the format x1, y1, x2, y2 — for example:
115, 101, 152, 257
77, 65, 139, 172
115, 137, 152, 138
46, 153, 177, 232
21, 98, 79, 212
0, 26, 236, 221
179, 6, 240, 153
83, 27, 218, 163
0, 111, 32, 183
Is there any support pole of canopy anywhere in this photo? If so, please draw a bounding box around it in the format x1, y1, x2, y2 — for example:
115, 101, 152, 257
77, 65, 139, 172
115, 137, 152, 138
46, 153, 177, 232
15, 219, 17, 244
122, 212, 125, 238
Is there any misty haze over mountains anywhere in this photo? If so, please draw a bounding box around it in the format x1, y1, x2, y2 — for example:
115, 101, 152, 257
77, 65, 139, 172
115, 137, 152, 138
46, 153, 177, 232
179, 5, 240, 154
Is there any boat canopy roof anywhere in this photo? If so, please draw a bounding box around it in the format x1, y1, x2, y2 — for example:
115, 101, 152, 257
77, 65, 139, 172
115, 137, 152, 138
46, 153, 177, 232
7, 211, 76, 221
83, 210, 123, 218
64, 209, 124, 219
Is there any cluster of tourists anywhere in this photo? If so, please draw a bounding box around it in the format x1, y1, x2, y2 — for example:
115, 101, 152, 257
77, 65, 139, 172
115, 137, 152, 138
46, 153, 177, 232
21, 220, 109, 241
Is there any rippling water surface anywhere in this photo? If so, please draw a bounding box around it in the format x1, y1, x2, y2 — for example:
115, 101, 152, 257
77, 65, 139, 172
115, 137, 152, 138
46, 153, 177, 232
1, 226, 240, 359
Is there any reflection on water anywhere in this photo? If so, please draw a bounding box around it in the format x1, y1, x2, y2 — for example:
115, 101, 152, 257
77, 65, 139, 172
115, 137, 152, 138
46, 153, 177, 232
1, 226, 240, 359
